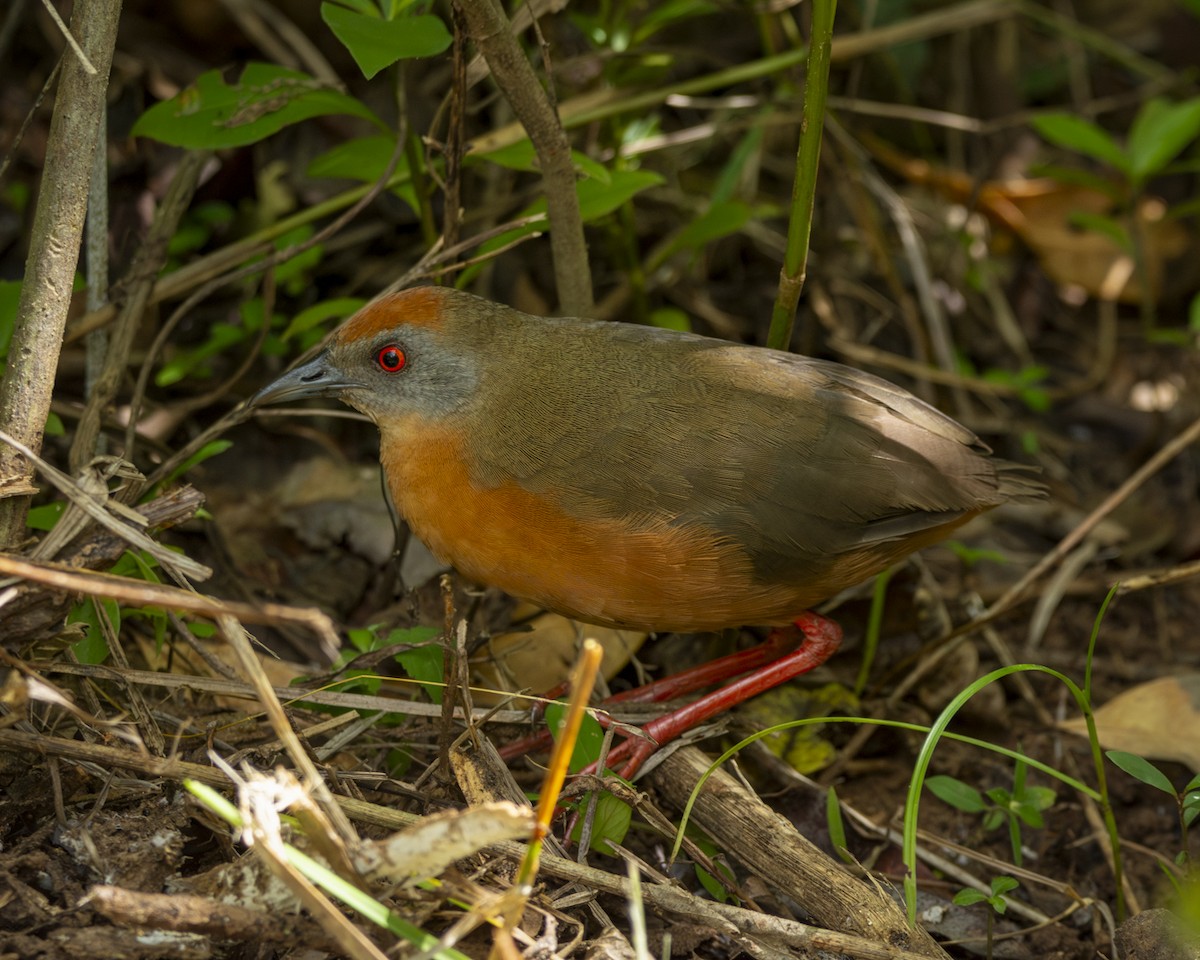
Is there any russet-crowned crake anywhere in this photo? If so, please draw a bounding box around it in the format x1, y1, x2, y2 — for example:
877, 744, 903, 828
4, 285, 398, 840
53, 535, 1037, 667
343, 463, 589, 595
254, 286, 1040, 771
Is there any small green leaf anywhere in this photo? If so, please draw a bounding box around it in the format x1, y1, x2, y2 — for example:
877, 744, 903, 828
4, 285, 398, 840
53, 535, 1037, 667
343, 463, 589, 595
1107, 750, 1177, 796
1032, 113, 1129, 174
952, 888, 989, 907
133, 63, 382, 149
927, 775, 987, 812
568, 790, 632, 854
1127, 97, 1200, 185
321, 3, 451, 79
68, 597, 120, 664
992, 876, 1019, 896
826, 786, 855, 864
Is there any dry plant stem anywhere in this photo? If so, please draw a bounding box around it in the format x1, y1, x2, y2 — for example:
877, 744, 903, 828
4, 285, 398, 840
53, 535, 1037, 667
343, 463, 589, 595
985, 410, 1200, 625
70, 151, 207, 472
217, 614, 359, 847
651, 747, 950, 958
768, 0, 835, 351
0, 729, 938, 960
0, 0, 121, 547
453, 0, 593, 314
34, 661, 530, 725
89, 886, 332, 948
0, 429, 210, 582
0, 554, 341, 657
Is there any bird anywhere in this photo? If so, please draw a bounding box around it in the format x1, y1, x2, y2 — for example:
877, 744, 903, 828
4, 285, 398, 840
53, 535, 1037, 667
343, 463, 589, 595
253, 285, 1041, 773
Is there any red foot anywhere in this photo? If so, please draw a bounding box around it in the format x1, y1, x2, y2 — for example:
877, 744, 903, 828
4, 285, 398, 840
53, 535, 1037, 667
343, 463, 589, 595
499, 611, 843, 780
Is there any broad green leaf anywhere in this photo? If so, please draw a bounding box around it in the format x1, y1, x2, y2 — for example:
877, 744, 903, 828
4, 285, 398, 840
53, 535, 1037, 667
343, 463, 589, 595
1107, 750, 1176, 795
1127, 97, 1200, 184
926, 775, 987, 813
322, 3, 451, 79
1032, 113, 1129, 174
132, 63, 382, 149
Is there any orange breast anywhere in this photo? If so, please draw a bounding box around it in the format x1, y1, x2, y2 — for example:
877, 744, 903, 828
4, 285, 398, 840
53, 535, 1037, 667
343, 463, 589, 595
378, 418, 940, 632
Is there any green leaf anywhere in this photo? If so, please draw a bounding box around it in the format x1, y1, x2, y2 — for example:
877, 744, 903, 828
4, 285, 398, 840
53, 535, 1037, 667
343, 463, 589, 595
952, 888, 989, 907
926, 775, 987, 813
160, 439, 234, 487
132, 63, 382, 149
282, 298, 367, 341
44, 411, 65, 437
568, 790, 632, 855
1067, 210, 1132, 251
826, 786, 855, 864
663, 200, 756, 260
1127, 97, 1200, 184
26, 501, 65, 532
68, 597, 120, 664
991, 876, 1020, 896
321, 3, 451, 79
307, 135, 416, 210
1022, 785, 1057, 812
649, 307, 691, 332
1107, 750, 1176, 795
545, 703, 605, 773
393, 641, 445, 704
1032, 112, 1129, 174
330, 0, 380, 14
473, 141, 611, 184
461, 170, 664, 285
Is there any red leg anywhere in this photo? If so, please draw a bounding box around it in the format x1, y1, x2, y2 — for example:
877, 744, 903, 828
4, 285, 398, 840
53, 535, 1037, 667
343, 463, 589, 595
585, 611, 843, 779
496, 627, 804, 763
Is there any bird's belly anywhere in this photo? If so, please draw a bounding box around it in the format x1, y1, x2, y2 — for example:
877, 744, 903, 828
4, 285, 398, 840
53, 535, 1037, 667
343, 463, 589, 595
381, 427, 861, 632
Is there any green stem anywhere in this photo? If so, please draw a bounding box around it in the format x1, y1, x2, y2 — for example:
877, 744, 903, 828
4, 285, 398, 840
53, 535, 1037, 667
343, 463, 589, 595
768, 0, 836, 351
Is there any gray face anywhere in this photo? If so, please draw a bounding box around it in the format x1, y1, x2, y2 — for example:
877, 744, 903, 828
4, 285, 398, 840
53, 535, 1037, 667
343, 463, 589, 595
252, 324, 478, 424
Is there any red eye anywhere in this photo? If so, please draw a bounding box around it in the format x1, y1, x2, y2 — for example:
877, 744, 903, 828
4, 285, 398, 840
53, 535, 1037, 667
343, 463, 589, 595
376, 345, 406, 372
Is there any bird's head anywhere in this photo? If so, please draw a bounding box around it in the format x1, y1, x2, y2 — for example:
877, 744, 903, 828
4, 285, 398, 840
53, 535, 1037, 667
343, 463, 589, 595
252, 287, 483, 423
